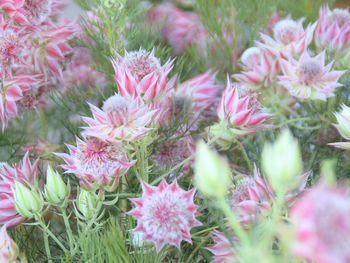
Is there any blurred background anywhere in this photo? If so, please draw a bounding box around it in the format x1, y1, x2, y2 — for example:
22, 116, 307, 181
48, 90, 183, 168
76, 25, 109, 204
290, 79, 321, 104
61, 0, 350, 19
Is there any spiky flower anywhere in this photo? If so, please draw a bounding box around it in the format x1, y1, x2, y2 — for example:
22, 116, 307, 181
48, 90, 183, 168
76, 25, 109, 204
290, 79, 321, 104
217, 79, 274, 136
111, 49, 175, 103
257, 18, 315, 58
82, 94, 158, 143
233, 47, 279, 88
0, 153, 39, 227
328, 104, 350, 150
227, 166, 310, 226
315, 6, 350, 52
291, 184, 350, 263
128, 179, 201, 252
278, 51, 345, 100
56, 136, 135, 192
206, 230, 238, 263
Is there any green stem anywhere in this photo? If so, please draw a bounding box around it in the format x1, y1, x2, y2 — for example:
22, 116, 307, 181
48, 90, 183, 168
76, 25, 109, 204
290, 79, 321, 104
233, 138, 253, 173
42, 227, 52, 263
36, 216, 68, 254
61, 207, 75, 255
218, 198, 249, 246
39, 109, 48, 140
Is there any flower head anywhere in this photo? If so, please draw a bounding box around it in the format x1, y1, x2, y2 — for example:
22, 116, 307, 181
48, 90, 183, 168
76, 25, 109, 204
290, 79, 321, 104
217, 79, 274, 136
111, 49, 175, 103
257, 18, 315, 58
0, 153, 39, 227
278, 51, 345, 100
56, 136, 135, 192
291, 184, 350, 263
128, 179, 201, 252
315, 6, 350, 52
82, 94, 158, 143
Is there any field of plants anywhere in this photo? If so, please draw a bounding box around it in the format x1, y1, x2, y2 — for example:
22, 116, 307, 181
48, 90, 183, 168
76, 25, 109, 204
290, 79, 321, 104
1, 0, 350, 262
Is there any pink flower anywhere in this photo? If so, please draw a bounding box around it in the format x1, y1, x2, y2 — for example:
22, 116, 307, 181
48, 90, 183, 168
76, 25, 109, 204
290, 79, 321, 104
233, 47, 279, 88
111, 48, 176, 103
56, 136, 135, 192
315, 6, 350, 52
206, 230, 239, 263
278, 51, 345, 100
217, 78, 274, 136
291, 184, 350, 263
0, 73, 43, 131
128, 179, 201, 252
82, 94, 158, 143
257, 18, 316, 58
0, 152, 39, 227
228, 166, 310, 225
0, 225, 19, 262
151, 135, 195, 174
329, 104, 350, 150
0, 0, 63, 25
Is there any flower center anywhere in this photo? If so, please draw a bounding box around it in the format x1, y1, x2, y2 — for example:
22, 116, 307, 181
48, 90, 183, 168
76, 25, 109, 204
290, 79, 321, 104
124, 50, 161, 82
23, 0, 52, 25
273, 20, 298, 45
102, 94, 128, 115
0, 31, 21, 66
299, 59, 322, 84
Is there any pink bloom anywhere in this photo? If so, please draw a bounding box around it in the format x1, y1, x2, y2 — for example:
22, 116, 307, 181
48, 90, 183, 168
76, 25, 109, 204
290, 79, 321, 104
111, 49, 176, 103
315, 6, 350, 52
228, 166, 310, 225
174, 69, 221, 114
217, 78, 274, 135
82, 94, 158, 143
291, 184, 350, 263
278, 51, 345, 100
233, 47, 279, 88
56, 136, 135, 192
30, 18, 76, 79
0, 0, 63, 25
257, 18, 316, 58
128, 179, 201, 252
0, 73, 43, 131
0, 152, 39, 227
0, 225, 19, 262
151, 135, 195, 174
206, 230, 239, 263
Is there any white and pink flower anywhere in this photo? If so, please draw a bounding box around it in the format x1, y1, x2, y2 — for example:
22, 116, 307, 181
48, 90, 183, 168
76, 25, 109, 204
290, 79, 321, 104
82, 94, 158, 143
278, 51, 345, 100
206, 230, 238, 263
0, 225, 20, 262
56, 136, 135, 192
128, 179, 201, 252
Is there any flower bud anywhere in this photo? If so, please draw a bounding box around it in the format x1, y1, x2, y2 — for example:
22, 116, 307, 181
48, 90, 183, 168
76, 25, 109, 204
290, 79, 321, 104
12, 181, 44, 219
209, 123, 236, 150
77, 189, 101, 220
194, 141, 231, 199
333, 104, 350, 140
0, 225, 19, 262
262, 130, 302, 191
44, 165, 70, 206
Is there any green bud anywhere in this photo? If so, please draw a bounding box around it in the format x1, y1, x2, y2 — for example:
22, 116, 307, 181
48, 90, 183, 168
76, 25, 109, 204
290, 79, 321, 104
194, 141, 231, 199
44, 165, 70, 206
262, 130, 302, 192
77, 189, 100, 220
13, 181, 44, 218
